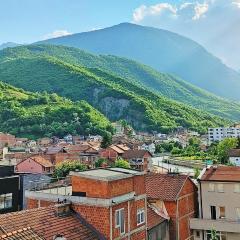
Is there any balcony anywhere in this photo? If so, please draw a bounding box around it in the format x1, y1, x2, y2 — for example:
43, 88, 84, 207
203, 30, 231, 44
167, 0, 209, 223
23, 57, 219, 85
190, 218, 240, 233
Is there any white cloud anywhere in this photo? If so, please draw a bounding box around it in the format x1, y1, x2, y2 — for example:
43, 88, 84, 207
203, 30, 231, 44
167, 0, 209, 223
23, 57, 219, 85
132, 0, 240, 70
232, 0, 240, 8
43, 30, 72, 40
133, 3, 177, 22
192, 2, 209, 20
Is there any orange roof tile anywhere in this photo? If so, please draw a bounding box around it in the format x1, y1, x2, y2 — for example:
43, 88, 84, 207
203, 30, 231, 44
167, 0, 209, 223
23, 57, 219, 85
0, 227, 44, 240
0, 205, 103, 240
147, 207, 166, 230
31, 156, 53, 168
201, 166, 240, 182
146, 173, 190, 201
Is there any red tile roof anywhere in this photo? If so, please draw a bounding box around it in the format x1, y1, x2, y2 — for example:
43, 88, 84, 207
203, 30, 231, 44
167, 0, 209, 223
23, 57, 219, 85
228, 149, 240, 157
147, 207, 166, 230
146, 173, 189, 201
0, 227, 44, 240
31, 156, 53, 168
122, 150, 152, 159
0, 205, 103, 240
201, 166, 240, 182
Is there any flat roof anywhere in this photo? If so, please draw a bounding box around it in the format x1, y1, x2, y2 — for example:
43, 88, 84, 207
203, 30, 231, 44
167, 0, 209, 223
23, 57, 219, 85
70, 168, 143, 181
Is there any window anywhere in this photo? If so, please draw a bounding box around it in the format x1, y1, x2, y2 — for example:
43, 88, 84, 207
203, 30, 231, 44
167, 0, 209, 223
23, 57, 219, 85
206, 231, 226, 240
236, 208, 240, 221
196, 231, 200, 237
0, 193, 13, 210
234, 184, 240, 193
208, 183, 215, 192
219, 206, 225, 219
217, 184, 224, 193
137, 209, 145, 225
210, 206, 216, 220
115, 208, 125, 235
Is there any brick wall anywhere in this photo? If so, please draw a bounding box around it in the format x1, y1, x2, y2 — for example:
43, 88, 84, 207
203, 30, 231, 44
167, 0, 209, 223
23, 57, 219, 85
73, 204, 110, 238
164, 178, 197, 240
72, 176, 134, 198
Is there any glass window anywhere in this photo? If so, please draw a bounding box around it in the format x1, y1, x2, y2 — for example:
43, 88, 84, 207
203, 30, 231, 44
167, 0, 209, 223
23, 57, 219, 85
209, 183, 215, 192
0, 193, 13, 210
234, 184, 240, 193
236, 208, 240, 221
217, 184, 224, 193
115, 208, 125, 235
219, 206, 225, 219
137, 209, 145, 225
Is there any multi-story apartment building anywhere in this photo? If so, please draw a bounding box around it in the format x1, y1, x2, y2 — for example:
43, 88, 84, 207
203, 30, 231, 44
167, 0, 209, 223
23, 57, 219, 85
25, 168, 148, 239
208, 127, 240, 144
190, 166, 240, 240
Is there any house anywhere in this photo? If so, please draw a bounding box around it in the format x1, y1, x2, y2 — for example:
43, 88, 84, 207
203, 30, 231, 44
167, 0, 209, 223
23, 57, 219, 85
140, 143, 156, 154
146, 173, 198, 240
99, 144, 129, 163
16, 155, 54, 174
25, 168, 148, 239
147, 205, 170, 240
0, 165, 20, 214
122, 149, 153, 172
0, 203, 105, 240
0, 133, 16, 149
228, 149, 240, 166
190, 166, 240, 240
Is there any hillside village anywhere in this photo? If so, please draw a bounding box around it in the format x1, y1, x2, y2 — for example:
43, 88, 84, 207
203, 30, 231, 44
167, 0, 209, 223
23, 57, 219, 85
0, 2, 240, 239
0, 121, 240, 239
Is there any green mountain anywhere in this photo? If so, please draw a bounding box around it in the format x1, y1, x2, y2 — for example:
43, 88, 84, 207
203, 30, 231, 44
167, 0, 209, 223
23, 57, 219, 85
0, 82, 112, 139
0, 48, 230, 133
0, 42, 20, 50
0, 44, 240, 121
38, 23, 240, 101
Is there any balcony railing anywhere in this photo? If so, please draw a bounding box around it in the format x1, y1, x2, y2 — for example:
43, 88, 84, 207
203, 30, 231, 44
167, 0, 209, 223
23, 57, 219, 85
190, 218, 240, 233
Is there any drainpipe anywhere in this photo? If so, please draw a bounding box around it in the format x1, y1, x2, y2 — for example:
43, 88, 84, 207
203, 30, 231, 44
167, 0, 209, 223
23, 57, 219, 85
199, 181, 204, 240
110, 206, 113, 240
144, 196, 148, 240
128, 200, 130, 240
176, 199, 179, 240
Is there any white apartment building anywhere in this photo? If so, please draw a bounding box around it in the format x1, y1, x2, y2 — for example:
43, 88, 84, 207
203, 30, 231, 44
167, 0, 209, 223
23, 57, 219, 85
190, 166, 240, 240
208, 127, 240, 144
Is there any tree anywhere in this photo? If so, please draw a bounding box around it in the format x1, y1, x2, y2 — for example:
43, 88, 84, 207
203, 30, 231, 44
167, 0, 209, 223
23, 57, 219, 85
101, 131, 112, 148
217, 138, 238, 164
53, 161, 86, 178
95, 158, 107, 168
210, 229, 217, 240
194, 167, 201, 179
114, 159, 130, 169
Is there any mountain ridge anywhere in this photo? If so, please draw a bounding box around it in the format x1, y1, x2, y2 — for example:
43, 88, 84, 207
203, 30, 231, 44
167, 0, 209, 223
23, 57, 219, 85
38, 22, 240, 101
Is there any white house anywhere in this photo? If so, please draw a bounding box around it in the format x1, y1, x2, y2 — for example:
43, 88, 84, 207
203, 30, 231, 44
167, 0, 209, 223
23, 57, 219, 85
229, 149, 240, 166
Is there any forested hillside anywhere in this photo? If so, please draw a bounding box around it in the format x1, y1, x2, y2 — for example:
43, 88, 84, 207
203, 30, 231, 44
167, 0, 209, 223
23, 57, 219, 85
1, 44, 239, 120
0, 82, 112, 139
38, 23, 240, 100
0, 54, 230, 133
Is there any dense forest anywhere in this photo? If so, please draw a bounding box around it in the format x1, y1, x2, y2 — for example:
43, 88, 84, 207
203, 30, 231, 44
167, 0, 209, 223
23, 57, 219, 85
0, 82, 112, 139
0, 47, 230, 134
1, 44, 240, 120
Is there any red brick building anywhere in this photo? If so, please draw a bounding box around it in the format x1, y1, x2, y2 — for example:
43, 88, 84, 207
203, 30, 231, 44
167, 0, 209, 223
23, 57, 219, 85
146, 173, 198, 240
122, 150, 152, 172
0, 133, 16, 149
25, 168, 148, 240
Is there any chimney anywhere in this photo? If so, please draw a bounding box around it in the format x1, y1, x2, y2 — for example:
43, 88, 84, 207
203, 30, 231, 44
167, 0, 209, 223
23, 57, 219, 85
54, 202, 71, 217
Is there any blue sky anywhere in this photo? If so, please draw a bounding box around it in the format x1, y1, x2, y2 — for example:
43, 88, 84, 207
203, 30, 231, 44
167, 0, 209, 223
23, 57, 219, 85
0, 0, 240, 69
0, 0, 182, 44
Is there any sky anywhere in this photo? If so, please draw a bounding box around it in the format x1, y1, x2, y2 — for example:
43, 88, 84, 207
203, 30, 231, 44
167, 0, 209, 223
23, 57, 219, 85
0, 0, 239, 69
